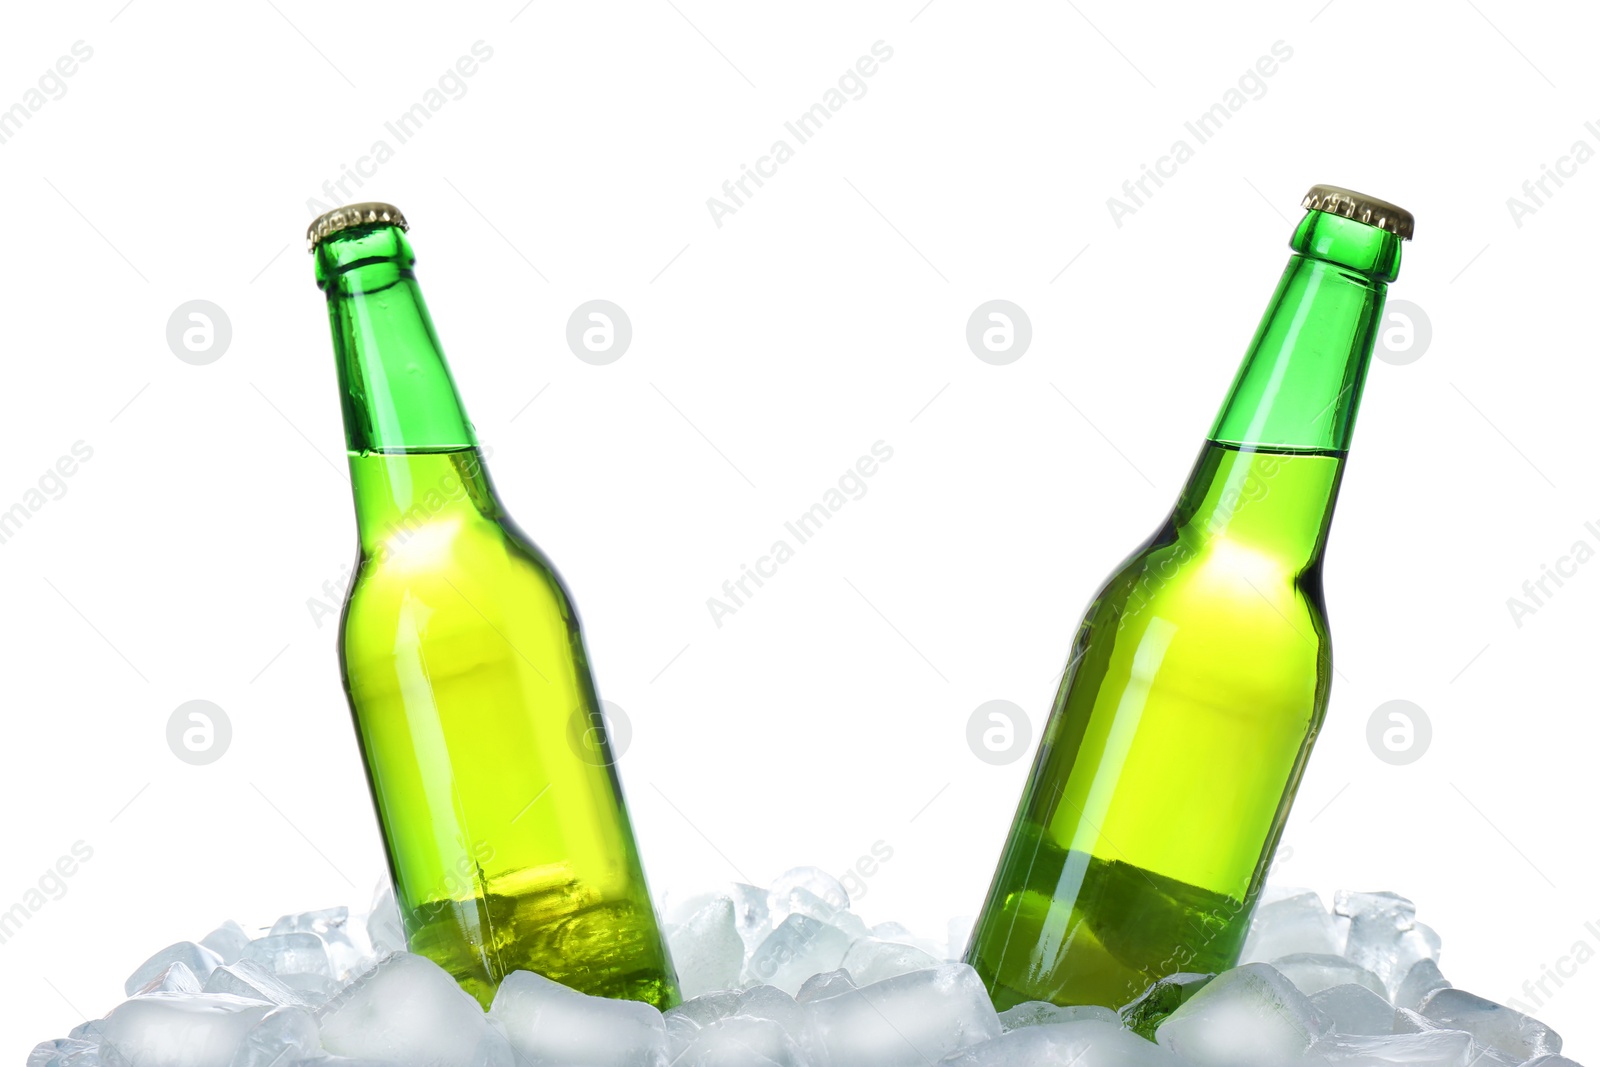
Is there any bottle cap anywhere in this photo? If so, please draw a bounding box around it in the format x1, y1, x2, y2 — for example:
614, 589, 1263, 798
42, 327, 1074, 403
306, 202, 409, 251
1301, 185, 1413, 240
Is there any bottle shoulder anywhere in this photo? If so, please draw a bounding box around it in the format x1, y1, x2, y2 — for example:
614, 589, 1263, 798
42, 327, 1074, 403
1083, 526, 1330, 647
342, 511, 576, 623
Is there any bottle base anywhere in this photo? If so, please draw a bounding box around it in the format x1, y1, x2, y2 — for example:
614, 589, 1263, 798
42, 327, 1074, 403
403, 881, 681, 1010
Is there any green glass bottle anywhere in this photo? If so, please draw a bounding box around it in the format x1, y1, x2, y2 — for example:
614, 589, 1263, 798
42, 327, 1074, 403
964, 186, 1414, 1011
309, 203, 680, 1010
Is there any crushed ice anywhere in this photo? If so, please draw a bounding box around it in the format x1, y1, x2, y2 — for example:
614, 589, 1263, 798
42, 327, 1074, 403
30, 870, 1581, 1066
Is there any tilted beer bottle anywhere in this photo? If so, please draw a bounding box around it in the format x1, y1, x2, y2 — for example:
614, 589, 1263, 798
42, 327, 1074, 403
309, 203, 680, 1009
964, 186, 1414, 1010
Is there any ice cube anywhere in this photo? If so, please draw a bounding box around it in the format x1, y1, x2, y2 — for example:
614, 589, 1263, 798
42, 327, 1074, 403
1118, 972, 1214, 1039
1334, 890, 1416, 927
1154, 963, 1325, 1067
1335, 891, 1441, 996
280, 972, 341, 1004
272, 908, 351, 939
826, 909, 869, 941
663, 997, 719, 1062
1271, 952, 1387, 997
1385, 1007, 1523, 1067
729, 883, 772, 951
666, 990, 743, 1030
768, 868, 850, 919
732, 984, 806, 1035
241, 933, 331, 978
1394, 959, 1450, 1012
1309, 1030, 1477, 1066
943, 1019, 1189, 1066
1391, 1008, 1432, 1033
489, 968, 668, 1067
1523, 1059, 1585, 1067
839, 938, 942, 986
664, 1013, 702, 1060
770, 887, 868, 939
132, 961, 202, 996
317, 953, 494, 1067
475, 1025, 519, 1067
796, 969, 857, 1004
746, 915, 851, 995
1377, 923, 1441, 993
365, 882, 406, 959
675, 1018, 804, 1067
1309, 983, 1396, 1035
199, 920, 252, 964
676, 985, 799, 1023
67, 1020, 103, 1041
662, 988, 806, 1067
667, 896, 745, 999
123, 942, 223, 997
203, 959, 311, 1007
232, 1006, 321, 1067
997, 1000, 1120, 1030
99, 993, 274, 1067
271, 906, 365, 979
867, 922, 947, 961
1417, 988, 1562, 1061
803, 964, 1000, 1066
1240, 891, 1344, 962
26, 1039, 97, 1067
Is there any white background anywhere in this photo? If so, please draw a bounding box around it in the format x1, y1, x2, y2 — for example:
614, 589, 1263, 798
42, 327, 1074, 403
2, 0, 1596, 1057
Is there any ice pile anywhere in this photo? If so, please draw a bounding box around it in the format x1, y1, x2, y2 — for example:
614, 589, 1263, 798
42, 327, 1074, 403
30, 870, 1583, 1066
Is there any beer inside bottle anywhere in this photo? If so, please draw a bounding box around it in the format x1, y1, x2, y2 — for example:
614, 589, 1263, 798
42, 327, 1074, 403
964, 186, 1413, 1010
310, 204, 680, 1009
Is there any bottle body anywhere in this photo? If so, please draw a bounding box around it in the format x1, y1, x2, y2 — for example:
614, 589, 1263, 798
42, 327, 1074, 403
340, 449, 679, 1008
315, 213, 679, 1009
965, 442, 1339, 1009
965, 202, 1405, 1010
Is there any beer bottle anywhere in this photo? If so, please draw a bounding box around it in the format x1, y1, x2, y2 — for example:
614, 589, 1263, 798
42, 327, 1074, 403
964, 185, 1414, 1009
309, 203, 680, 1009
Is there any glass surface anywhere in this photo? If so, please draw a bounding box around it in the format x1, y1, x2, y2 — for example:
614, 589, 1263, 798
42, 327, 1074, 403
316, 224, 679, 1009
965, 209, 1402, 1010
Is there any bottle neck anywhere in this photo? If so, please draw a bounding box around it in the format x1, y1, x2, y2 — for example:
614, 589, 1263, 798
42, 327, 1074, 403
316, 225, 476, 457
1208, 210, 1400, 454
1181, 211, 1402, 567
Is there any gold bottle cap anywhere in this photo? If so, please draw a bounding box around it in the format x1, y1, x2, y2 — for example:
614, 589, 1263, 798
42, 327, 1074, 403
306, 202, 409, 251
1301, 185, 1413, 240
